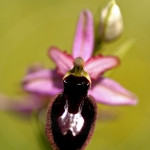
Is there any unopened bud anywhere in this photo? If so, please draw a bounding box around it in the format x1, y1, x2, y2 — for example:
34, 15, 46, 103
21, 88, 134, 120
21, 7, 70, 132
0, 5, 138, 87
99, 0, 123, 42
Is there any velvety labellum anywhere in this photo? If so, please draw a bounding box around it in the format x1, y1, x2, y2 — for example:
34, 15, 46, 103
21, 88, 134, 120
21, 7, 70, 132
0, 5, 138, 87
46, 75, 97, 150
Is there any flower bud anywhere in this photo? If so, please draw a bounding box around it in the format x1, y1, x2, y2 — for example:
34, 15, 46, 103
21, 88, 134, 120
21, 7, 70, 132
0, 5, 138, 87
99, 0, 123, 42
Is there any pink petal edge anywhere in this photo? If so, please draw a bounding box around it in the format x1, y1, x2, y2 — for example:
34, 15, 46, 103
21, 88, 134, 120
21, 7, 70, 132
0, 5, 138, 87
48, 46, 73, 75
72, 10, 94, 61
85, 55, 120, 79
0, 94, 46, 113
22, 69, 63, 95
89, 77, 138, 106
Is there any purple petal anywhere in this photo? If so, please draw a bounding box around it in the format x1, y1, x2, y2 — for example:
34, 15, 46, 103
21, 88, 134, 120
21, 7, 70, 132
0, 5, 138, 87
72, 10, 94, 61
0, 94, 46, 114
22, 69, 63, 95
89, 77, 138, 105
48, 47, 73, 75
84, 55, 120, 79
26, 62, 44, 74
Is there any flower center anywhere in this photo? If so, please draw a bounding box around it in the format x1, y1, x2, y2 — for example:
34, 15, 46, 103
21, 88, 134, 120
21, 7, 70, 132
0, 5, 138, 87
63, 57, 91, 83
73, 57, 84, 68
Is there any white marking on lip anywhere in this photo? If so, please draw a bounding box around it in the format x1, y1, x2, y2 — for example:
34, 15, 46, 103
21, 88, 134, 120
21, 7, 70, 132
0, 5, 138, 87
58, 100, 84, 136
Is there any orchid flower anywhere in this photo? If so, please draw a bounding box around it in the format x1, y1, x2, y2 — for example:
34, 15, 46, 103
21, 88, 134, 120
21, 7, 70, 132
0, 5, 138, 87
43, 9, 137, 149
0, 8, 137, 115
0, 2, 138, 150
22, 10, 137, 108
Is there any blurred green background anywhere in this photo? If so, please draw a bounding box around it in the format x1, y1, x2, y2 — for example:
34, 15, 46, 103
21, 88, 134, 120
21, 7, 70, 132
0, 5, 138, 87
0, 0, 150, 149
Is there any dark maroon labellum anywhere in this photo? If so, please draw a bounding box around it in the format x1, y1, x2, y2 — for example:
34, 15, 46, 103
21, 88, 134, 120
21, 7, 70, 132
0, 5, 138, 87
45, 75, 97, 150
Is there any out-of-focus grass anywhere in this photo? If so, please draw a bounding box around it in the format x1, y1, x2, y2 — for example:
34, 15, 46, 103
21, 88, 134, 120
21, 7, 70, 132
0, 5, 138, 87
0, 0, 150, 149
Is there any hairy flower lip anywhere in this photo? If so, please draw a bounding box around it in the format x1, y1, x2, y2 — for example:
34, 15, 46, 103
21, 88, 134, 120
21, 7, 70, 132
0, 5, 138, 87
45, 92, 97, 150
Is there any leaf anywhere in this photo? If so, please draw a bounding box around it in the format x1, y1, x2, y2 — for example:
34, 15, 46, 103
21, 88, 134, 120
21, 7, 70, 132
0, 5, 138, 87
105, 38, 136, 77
